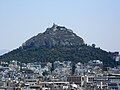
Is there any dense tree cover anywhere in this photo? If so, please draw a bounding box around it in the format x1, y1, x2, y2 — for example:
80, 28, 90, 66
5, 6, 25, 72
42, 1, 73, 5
0, 45, 116, 67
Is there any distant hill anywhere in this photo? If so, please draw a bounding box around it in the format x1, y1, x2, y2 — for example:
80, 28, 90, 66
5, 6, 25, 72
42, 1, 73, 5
0, 24, 116, 67
0, 49, 9, 56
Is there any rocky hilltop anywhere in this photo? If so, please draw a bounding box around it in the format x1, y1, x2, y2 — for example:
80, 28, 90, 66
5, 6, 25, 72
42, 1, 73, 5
22, 24, 84, 48
0, 24, 116, 67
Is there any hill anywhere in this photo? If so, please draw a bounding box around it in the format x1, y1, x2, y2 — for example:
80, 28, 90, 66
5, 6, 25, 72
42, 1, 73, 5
0, 49, 9, 56
22, 23, 84, 48
0, 24, 116, 67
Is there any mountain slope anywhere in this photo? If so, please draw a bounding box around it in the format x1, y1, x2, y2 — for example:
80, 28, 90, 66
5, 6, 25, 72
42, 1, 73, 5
0, 49, 9, 56
22, 24, 84, 48
0, 24, 116, 67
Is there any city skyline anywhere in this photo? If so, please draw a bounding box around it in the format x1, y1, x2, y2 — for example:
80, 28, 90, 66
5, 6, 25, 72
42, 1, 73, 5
0, 0, 120, 52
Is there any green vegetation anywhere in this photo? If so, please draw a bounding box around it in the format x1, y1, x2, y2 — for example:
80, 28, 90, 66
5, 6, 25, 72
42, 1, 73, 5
0, 44, 115, 67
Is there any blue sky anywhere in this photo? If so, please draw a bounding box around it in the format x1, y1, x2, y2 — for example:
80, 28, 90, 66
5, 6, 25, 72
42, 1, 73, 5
0, 0, 120, 52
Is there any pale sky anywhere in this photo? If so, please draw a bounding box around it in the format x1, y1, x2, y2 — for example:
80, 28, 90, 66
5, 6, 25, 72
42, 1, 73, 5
0, 0, 120, 52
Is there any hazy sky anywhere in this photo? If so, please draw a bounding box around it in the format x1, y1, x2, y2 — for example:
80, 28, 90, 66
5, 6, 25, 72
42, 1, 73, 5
0, 0, 120, 52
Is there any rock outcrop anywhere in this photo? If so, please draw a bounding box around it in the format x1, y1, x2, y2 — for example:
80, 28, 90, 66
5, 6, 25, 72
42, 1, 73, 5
22, 24, 84, 48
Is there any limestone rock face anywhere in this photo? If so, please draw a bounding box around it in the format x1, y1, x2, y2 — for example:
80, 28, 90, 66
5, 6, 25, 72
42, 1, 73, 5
22, 24, 84, 48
